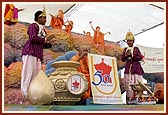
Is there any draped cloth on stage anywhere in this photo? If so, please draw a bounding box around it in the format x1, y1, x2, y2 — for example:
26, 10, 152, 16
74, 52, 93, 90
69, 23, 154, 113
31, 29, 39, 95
137, 45, 164, 73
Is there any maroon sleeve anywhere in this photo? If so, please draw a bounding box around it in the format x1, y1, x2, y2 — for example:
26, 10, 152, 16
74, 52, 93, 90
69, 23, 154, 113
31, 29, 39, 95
132, 47, 143, 62
27, 23, 45, 43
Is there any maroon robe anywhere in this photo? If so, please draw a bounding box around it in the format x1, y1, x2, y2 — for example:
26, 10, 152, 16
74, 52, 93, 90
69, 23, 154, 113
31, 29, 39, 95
22, 23, 46, 61
121, 46, 144, 75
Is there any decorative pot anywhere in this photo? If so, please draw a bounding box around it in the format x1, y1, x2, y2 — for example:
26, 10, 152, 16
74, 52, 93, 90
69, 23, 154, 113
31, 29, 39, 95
48, 61, 88, 105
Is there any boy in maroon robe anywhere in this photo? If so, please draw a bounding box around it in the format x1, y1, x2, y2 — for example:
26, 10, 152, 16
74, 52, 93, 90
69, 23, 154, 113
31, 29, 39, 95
121, 31, 144, 104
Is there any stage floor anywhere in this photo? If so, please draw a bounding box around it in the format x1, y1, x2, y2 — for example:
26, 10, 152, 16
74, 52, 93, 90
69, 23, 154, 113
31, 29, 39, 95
3, 104, 164, 112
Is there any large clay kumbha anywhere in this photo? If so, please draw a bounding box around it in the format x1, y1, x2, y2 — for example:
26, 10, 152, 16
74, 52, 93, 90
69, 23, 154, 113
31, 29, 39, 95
48, 61, 88, 105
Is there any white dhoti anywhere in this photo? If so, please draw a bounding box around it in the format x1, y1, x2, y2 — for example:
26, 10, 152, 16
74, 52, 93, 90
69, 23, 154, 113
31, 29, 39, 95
124, 74, 143, 103
21, 55, 41, 99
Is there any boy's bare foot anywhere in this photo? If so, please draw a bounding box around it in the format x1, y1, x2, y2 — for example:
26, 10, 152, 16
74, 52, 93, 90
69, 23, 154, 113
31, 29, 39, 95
20, 95, 32, 105
22, 100, 32, 105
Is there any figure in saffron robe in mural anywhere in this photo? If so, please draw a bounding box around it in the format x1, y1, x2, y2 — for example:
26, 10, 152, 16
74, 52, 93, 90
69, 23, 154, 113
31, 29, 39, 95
83, 30, 94, 44
49, 9, 64, 29
83, 31, 92, 41
121, 31, 144, 104
64, 20, 73, 33
4, 4, 24, 25
89, 21, 111, 47
70, 45, 91, 100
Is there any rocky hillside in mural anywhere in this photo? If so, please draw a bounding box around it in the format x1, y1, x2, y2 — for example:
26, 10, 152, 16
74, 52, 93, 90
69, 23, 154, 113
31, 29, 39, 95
3, 23, 164, 104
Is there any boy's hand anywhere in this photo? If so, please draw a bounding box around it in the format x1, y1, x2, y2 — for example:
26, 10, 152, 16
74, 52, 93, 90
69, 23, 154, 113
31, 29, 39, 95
47, 35, 55, 41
